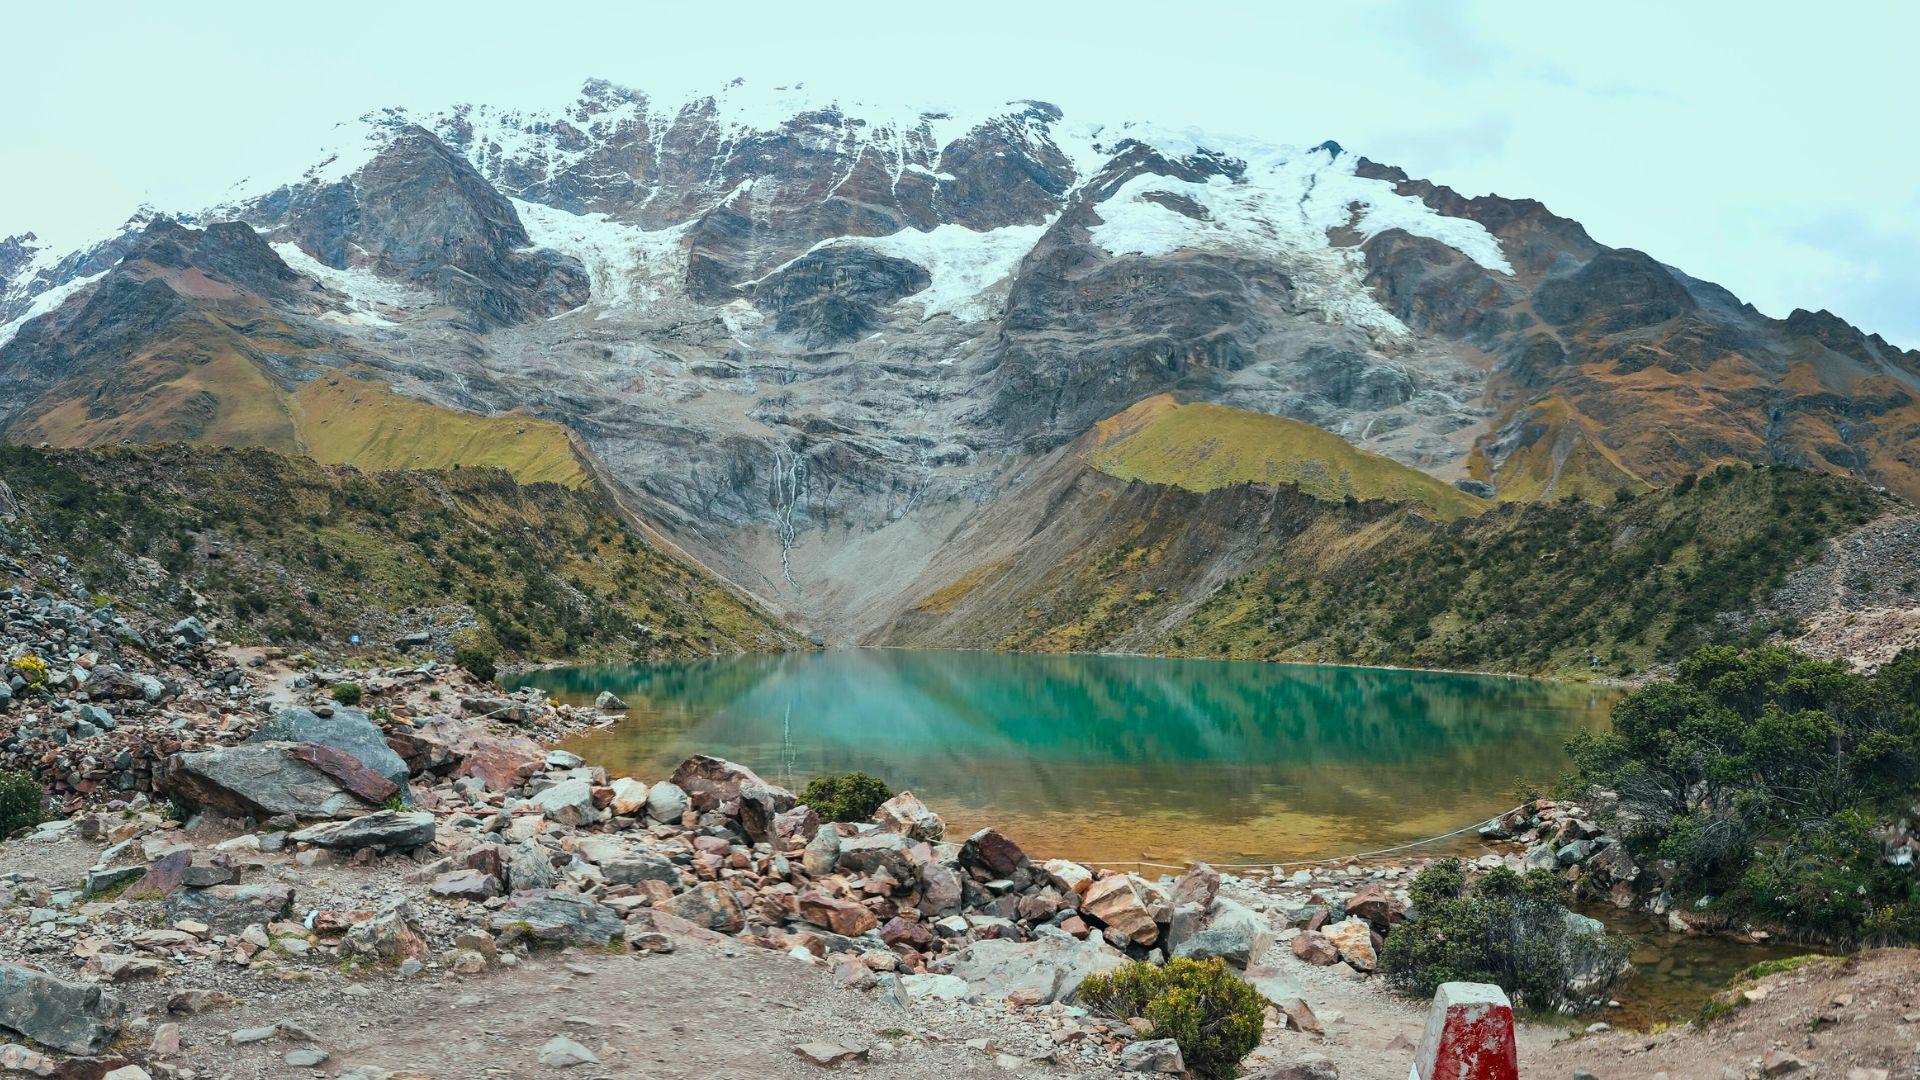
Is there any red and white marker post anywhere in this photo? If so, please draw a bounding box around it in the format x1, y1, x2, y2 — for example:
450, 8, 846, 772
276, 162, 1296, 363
1409, 982, 1520, 1080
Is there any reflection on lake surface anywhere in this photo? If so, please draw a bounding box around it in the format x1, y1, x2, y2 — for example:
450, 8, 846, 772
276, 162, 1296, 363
530, 649, 1613, 865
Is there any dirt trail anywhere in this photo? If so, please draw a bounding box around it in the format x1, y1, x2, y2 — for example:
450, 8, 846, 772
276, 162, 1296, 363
1541, 949, 1920, 1079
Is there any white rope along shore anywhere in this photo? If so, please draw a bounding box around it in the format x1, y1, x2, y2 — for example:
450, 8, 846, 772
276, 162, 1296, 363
1074, 803, 1527, 874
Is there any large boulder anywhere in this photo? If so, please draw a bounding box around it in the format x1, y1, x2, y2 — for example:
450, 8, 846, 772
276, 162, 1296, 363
960, 828, 1028, 878
645, 781, 689, 824
836, 832, 915, 882
1082, 874, 1160, 947
660, 882, 745, 934
290, 811, 436, 851
870, 791, 944, 842
936, 931, 1128, 1003
1322, 917, 1378, 971
1170, 897, 1272, 968
524, 777, 602, 826
736, 778, 798, 845
1343, 884, 1406, 932
798, 892, 879, 937
165, 884, 295, 934
0, 964, 123, 1054
488, 894, 624, 947
918, 861, 965, 918
162, 742, 373, 819
249, 706, 408, 786
1171, 862, 1220, 910
607, 777, 649, 817
669, 755, 775, 814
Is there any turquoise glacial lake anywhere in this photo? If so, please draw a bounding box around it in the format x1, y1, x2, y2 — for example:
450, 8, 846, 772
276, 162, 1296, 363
528, 649, 1613, 867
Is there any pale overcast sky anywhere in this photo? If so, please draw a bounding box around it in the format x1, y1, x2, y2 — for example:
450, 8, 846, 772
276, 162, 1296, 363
4, 0, 1915, 344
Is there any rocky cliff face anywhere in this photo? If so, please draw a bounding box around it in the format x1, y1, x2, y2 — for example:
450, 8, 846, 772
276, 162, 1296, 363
2, 78, 1915, 635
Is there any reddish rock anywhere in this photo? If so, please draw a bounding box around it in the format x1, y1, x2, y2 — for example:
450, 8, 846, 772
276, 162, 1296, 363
960, 828, 1028, 878
1016, 890, 1061, 924
1171, 862, 1220, 910
661, 881, 745, 934
1291, 930, 1339, 966
669, 754, 774, 813
879, 916, 935, 950
1082, 874, 1159, 946
286, 743, 399, 805
798, 892, 878, 937
441, 729, 544, 792
1344, 883, 1407, 932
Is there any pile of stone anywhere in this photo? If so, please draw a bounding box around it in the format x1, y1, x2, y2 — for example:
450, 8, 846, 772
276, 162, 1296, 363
0, 580, 278, 805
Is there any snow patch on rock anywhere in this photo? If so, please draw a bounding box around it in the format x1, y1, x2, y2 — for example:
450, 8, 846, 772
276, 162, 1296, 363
1086, 141, 1511, 339
512, 200, 689, 318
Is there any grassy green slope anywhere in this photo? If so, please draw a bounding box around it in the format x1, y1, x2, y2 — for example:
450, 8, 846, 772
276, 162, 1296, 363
1169, 464, 1884, 678
1086, 394, 1487, 521
0, 442, 794, 664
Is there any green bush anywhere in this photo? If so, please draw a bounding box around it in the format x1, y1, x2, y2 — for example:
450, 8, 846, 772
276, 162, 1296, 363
1078, 959, 1265, 1079
1566, 645, 1920, 944
1380, 860, 1626, 1011
798, 771, 893, 823
329, 682, 363, 706
453, 643, 497, 684
0, 772, 46, 837
1078, 960, 1166, 1020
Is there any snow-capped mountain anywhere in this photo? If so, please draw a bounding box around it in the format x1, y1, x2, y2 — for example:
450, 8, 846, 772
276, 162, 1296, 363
4, 78, 1917, 635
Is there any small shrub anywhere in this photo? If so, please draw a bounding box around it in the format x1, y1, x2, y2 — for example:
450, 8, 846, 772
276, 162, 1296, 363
10, 654, 48, 690
0, 771, 46, 837
453, 643, 497, 684
798, 772, 893, 823
1380, 860, 1627, 1011
1079, 961, 1166, 1020
329, 682, 363, 706
1078, 959, 1265, 1079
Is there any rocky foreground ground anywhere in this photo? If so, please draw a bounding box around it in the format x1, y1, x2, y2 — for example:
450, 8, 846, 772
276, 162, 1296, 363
4, 536, 1920, 1079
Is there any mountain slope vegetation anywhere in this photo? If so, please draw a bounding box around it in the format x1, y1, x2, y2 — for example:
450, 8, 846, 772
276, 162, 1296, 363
0, 442, 793, 664
881, 457, 1886, 679
1085, 394, 1486, 520
1170, 464, 1885, 676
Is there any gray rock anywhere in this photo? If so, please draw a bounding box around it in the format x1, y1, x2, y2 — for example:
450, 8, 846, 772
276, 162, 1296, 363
1120, 1038, 1185, 1074
593, 690, 627, 710
935, 930, 1127, 1004
640, 780, 686, 824
1171, 897, 1273, 968
1556, 840, 1594, 866
162, 741, 370, 819
168, 616, 208, 644
506, 842, 557, 892
249, 706, 409, 785
489, 894, 624, 947
525, 777, 601, 826
430, 869, 502, 900
539, 1035, 599, 1068
165, 884, 295, 934
291, 811, 436, 851
801, 826, 841, 877
285, 1048, 331, 1067
83, 863, 146, 897
0, 963, 123, 1054
599, 852, 679, 887
836, 832, 915, 881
